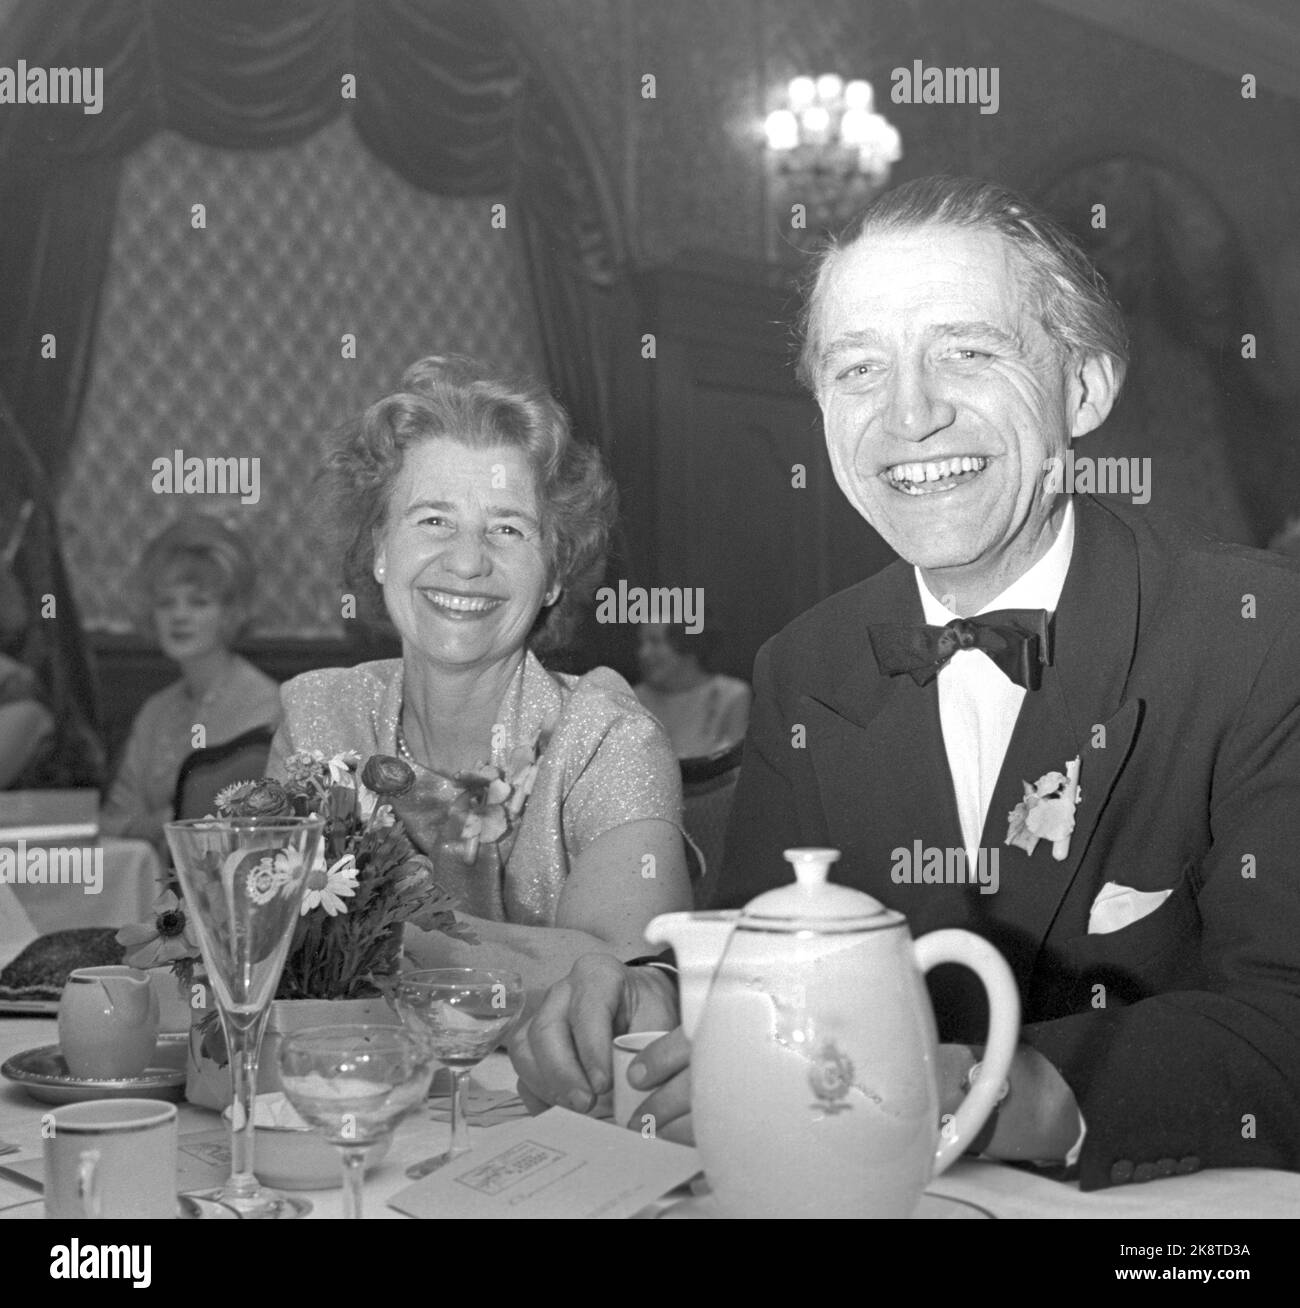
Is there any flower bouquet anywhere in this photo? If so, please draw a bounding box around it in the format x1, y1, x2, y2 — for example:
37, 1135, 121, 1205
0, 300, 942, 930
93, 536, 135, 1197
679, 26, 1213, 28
117, 751, 475, 1106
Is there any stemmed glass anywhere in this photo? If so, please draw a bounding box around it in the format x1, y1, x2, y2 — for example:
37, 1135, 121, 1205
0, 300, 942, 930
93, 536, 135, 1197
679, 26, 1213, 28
164, 815, 323, 1219
278, 1024, 437, 1219
393, 967, 524, 1180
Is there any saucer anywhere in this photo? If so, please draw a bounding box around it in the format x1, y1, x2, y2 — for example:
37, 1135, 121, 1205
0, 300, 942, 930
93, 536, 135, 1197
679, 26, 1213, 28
0, 1045, 186, 1105
1, 1195, 240, 1220
656, 1190, 995, 1219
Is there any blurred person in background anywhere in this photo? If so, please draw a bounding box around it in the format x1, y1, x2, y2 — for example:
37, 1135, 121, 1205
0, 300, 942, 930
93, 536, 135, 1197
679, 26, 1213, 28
633, 622, 750, 759
101, 514, 280, 849
0, 397, 104, 790
0, 551, 55, 788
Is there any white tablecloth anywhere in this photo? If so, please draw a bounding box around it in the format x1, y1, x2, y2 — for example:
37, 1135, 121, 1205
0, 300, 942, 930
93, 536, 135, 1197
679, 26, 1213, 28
0, 1016, 517, 1220
2, 1016, 1299, 1219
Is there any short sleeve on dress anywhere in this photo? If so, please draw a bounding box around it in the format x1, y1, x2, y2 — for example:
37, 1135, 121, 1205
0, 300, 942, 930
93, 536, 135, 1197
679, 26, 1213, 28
561, 692, 682, 860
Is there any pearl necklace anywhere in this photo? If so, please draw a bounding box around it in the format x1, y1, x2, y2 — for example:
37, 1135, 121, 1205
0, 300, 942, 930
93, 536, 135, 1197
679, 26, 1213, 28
394, 719, 420, 768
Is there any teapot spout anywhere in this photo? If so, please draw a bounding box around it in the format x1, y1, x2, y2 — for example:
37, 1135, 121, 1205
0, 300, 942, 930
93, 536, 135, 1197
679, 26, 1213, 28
643, 910, 739, 1038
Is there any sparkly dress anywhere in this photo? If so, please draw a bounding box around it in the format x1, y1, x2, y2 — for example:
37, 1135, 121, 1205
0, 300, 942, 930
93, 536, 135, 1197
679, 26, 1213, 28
266, 653, 682, 926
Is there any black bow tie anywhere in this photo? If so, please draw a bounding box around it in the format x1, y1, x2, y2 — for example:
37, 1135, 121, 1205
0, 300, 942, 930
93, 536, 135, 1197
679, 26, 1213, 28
868, 608, 1054, 691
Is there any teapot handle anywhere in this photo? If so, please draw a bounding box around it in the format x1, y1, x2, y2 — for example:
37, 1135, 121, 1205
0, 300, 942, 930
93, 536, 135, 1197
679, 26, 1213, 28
912, 929, 1020, 1177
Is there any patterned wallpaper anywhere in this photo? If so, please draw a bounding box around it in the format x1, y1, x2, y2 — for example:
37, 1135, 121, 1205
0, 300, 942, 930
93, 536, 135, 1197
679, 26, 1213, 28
62, 115, 543, 638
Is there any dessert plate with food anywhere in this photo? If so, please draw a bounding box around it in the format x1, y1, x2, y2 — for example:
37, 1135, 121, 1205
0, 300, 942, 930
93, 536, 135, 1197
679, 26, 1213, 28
0, 927, 126, 1015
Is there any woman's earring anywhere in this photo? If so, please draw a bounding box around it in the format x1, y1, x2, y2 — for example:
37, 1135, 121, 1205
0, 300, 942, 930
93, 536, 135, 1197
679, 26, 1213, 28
376, 567, 386, 582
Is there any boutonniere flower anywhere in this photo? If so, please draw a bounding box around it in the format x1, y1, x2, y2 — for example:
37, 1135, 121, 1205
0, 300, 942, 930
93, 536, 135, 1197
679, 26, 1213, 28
1005, 756, 1082, 860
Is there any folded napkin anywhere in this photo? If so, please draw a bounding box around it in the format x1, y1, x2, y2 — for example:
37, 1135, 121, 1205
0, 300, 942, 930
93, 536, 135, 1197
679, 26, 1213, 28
1087, 881, 1173, 935
426, 1083, 529, 1127
224, 1092, 311, 1132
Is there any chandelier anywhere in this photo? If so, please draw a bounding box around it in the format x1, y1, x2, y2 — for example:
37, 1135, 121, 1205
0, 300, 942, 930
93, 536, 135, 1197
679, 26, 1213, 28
763, 74, 903, 239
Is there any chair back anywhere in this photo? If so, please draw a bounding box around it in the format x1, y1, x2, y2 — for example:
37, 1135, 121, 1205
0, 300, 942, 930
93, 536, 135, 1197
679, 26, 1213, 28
680, 740, 743, 908
172, 726, 275, 821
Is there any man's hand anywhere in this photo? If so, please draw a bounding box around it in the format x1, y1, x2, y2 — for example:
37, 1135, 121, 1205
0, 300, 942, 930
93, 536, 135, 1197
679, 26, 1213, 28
621, 1026, 693, 1144
508, 954, 691, 1138
936, 1041, 1082, 1161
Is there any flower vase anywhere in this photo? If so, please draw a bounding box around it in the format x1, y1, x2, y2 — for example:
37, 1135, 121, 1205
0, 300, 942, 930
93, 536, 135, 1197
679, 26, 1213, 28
150, 969, 196, 1034
185, 987, 402, 1112
149, 969, 197, 1071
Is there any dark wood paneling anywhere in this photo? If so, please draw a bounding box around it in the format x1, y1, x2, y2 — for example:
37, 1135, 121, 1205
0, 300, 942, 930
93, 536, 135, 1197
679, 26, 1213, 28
615, 253, 896, 681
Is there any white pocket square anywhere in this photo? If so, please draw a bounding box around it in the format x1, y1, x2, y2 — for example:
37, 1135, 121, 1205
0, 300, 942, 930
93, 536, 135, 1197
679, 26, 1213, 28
1087, 881, 1173, 935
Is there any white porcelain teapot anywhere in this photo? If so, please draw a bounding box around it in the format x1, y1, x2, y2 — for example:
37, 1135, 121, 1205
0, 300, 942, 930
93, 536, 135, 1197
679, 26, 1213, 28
646, 848, 1019, 1218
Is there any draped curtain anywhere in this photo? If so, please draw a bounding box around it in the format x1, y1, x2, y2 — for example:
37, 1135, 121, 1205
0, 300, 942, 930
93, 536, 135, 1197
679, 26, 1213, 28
0, 0, 625, 481
0, 0, 630, 753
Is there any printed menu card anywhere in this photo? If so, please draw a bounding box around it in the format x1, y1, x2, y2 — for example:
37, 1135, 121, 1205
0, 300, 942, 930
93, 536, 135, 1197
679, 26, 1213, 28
388, 1108, 700, 1219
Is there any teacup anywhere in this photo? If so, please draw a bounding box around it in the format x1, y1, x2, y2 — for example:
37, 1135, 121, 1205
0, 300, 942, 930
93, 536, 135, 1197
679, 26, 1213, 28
44, 1099, 178, 1218
58, 965, 159, 1079
612, 1031, 670, 1129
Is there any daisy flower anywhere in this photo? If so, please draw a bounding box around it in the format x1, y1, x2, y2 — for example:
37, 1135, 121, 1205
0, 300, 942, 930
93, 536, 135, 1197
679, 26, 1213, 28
213, 780, 255, 813
300, 853, 359, 917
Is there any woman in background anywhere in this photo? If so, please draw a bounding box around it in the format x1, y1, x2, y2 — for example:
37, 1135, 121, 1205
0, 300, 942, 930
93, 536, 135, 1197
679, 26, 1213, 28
268, 355, 692, 999
0, 555, 55, 788
0, 397, 104, 790
101, 515, 280, 850
634, 622, 750, 759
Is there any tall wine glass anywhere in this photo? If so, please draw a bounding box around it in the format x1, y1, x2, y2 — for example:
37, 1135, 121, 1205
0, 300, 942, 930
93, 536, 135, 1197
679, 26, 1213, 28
393, 967, 524, 1180
279, 1025, 437, 1219
164, 815, 323, 1219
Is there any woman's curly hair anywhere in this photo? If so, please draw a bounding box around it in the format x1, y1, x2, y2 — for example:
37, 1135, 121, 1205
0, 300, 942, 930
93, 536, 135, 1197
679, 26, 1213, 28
322, 355, 617, 656
132, 513, 260, 642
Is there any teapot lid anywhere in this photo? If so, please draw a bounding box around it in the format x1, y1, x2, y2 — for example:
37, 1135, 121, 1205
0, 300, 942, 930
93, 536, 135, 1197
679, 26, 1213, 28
742, 848, 897, 927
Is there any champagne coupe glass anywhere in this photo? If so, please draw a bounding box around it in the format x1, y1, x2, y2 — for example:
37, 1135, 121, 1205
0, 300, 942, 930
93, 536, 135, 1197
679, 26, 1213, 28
393, 968, 525, 1180
164, 815, 323, 1219
279, 1024, 437, 1219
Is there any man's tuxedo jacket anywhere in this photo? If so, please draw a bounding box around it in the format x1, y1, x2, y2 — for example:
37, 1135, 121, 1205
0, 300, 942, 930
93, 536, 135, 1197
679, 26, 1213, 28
715, 494, 1300, 1191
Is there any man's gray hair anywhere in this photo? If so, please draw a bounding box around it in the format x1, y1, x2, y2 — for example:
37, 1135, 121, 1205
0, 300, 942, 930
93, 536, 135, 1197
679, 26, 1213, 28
796, 175, 1130, 394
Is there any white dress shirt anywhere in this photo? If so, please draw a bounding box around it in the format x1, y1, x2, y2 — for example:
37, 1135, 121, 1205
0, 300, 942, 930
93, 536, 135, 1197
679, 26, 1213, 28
915, 498, 1075, 866
914, 499, 1084, 1164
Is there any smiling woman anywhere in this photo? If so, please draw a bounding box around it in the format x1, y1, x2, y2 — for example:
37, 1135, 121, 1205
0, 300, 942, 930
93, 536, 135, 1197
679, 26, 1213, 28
266, 357, 692, 1000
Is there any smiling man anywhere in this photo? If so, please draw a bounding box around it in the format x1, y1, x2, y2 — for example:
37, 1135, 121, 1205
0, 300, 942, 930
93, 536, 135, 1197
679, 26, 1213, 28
508, 177, 1300, 1191
809, 211, 1118, 612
